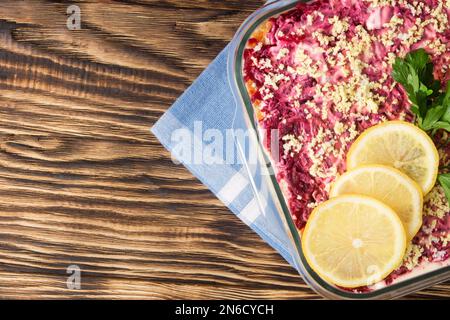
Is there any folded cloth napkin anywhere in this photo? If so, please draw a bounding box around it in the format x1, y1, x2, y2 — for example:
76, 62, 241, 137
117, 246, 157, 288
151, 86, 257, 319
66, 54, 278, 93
151, 44, 296, 269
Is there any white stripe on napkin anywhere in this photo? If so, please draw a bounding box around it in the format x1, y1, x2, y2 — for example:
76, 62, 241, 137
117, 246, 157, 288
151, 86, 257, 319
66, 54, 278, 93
237, 198, 261, 225
237, 181, 268, 226
217, 168, 249, 205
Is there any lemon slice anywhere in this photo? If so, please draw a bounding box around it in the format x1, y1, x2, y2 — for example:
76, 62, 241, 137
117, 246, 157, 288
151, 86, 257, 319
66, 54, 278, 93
330, 165, 423, 240
347, 121, 439, 195
302, 195, 407, 288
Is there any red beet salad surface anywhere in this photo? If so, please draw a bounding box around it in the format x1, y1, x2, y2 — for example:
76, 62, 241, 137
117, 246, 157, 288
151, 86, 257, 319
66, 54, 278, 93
243, 0, 449, 289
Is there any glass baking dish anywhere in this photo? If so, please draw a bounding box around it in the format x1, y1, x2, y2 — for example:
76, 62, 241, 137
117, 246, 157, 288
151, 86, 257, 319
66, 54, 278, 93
227, 0, 450, 299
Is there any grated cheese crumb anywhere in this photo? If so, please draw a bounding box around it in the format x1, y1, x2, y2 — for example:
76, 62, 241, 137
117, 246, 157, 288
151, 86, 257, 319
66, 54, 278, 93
282, 134, 303, 156
333, 122, 345, 135
424, 186, 450, 219
276, 48, 290, 60
403, 243, 424, 270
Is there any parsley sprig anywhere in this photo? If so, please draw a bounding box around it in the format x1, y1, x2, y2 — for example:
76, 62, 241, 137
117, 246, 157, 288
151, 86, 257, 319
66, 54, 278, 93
392, 49, 450, 203
438, 174, 450, 204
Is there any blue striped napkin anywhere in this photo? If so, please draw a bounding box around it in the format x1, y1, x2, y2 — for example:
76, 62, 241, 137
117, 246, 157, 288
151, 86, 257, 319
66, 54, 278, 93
151, 46, 296, 269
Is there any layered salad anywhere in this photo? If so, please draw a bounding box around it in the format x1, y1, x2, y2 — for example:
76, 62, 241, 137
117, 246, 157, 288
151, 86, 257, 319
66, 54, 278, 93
242, 0, 449, 291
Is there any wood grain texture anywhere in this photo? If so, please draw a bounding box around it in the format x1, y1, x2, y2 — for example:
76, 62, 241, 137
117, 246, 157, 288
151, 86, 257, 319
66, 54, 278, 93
0, 0, 447, 300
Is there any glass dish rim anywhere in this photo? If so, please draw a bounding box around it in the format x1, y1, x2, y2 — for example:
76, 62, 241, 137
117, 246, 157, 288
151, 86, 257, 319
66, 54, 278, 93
227, 0, 450, 299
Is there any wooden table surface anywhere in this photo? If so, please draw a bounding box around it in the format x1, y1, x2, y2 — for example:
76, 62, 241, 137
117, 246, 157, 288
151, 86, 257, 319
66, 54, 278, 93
0, 0, 448, 299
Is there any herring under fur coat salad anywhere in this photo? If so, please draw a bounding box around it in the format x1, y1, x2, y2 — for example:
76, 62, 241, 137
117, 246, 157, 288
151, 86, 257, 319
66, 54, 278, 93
242, 0, 449, 291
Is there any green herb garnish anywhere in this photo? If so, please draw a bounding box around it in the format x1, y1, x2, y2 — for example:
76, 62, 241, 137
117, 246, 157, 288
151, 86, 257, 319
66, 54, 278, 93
438, 174, 450, 203
392, 48, 450, 203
